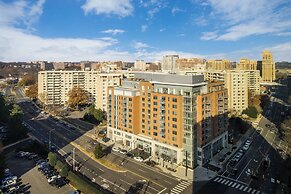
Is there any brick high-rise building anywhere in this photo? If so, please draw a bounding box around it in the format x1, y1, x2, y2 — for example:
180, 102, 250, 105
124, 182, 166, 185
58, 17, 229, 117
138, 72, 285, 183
207, 59, 232, 70
107, 72, 229, 167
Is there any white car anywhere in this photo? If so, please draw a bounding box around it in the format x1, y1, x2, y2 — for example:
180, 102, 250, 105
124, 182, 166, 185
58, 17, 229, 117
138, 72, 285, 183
48, 175, 60, 183
133, 156, 144, 162
243, 145, 249, 151
112, 147, 120, 152
119, 149, 127, 154
101, 183, 110, 189
246, 168, 251, 176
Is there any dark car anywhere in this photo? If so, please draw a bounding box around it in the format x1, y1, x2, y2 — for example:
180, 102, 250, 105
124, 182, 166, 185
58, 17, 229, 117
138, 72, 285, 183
126, 152, 134, 158
53, 178, 68, 188
102, 137, 110, 143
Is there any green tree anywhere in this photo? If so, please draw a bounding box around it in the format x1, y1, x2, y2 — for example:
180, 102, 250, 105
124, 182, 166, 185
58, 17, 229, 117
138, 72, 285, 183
48, 152, 57, 167
0, 95, 9, 122
83, 105, 105, 124
67, 86, 88, 109
60, 164, 69, 177
7, 104, 27, 140
242, 106, 258, 118
94, 144, 103, 159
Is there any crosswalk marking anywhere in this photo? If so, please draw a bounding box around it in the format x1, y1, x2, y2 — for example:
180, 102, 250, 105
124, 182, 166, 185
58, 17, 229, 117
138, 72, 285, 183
212, 176, 263, 194
170, 181, 192, 194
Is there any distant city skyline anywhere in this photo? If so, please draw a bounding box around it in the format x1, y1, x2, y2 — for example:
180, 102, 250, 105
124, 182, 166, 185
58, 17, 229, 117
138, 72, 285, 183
0, 0, 291, 62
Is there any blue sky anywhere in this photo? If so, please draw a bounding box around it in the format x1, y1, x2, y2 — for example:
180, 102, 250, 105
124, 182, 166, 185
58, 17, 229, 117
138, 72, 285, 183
0, 0, 291, 62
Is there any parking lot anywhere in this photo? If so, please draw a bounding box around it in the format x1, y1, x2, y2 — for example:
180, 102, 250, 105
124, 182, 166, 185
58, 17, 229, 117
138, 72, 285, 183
4, 150, 74, 194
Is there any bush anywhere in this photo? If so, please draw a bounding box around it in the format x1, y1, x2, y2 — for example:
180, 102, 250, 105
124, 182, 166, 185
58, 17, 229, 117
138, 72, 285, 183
67, 171, 102, 194
243, 106, 258, 118
94, 144, 103, 159
47, 152, 57, 167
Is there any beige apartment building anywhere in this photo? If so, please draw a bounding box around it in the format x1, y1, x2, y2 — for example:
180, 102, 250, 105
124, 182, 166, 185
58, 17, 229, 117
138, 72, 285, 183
161, 55, 179, 72
224, 70, 249, 113
207, 60, 232, 70
176, 58, 207, 71
236, 58, 257, 70
38, 70, 122, 111
204, 69, 260, 112
107, 72, 229, 167
262, 50, 276, 82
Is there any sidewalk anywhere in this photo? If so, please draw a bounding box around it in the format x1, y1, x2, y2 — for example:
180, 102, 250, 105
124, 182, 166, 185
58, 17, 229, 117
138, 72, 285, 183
156, 162, 194, 181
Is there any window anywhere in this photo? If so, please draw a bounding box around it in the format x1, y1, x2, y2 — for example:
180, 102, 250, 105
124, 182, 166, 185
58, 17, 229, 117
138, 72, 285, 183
172, 98, 177, 102
172, 131, 177, 135
153, 132, 158, 136
172, 124, 177, 129
172, 104, 177, 109
172, 118, 177, 122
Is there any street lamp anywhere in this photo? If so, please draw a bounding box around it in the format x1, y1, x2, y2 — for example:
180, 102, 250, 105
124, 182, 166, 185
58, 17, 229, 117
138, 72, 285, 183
73, 147, 76, 171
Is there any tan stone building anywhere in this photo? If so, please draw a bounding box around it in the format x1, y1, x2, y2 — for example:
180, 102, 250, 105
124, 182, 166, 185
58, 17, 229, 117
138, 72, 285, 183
38, 70, 122, 110
262, 50, 276, 82
224, 70, 249, 113
207, 59, 232, 70
236, 58, 257, 70
176, 58, 207, 71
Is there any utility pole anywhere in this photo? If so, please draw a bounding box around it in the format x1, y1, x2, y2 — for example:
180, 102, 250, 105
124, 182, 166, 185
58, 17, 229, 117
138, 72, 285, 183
73, 147, 76, 171
185, 150, 188, 177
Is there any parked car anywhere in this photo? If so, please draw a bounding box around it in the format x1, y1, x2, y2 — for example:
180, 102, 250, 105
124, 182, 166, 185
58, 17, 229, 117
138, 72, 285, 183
243, 145, 249, 151
126, 152, 134, 158
133, 156, 144, 162
102, 137, 110, 143
119, 149, 127, 155
48, 175, 61, 184
112, 147, 120, 152
53, 178, 68, 188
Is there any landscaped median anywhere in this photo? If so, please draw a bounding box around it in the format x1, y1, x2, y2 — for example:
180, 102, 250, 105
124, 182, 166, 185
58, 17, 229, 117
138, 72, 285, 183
67, 171, 102, 194
70, 142, 126, 173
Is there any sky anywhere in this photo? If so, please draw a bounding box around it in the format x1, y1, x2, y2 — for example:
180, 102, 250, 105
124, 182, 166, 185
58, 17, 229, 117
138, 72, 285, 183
0, 0, 291, 62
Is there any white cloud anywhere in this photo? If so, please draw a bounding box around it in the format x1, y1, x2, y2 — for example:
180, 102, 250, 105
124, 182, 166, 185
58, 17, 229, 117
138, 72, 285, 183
101, 29, 125, 35
82, 0, 133, 17
194, 16, 208, 26
200, 0, 291, 40
201, 31, 218, 40
132, 41, 149, 50
171, 7, 184, 16
141, 25, 148, 32
159, 28, 166, 32
140, 0, 167, 19
267, 41, 291, 62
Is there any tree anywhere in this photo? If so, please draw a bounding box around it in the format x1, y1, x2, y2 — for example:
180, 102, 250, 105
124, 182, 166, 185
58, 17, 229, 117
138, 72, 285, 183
0, 95, 9, 123
60, 164, 69, 177
67, 86, 88, 109
48, 152, 57, 167
94, 144, 103, 159
7, 104, 27, 140
83, 105, 105, 124
25, 84, 38, 100
243, 106, 258, 118
18, 74, 36, 86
